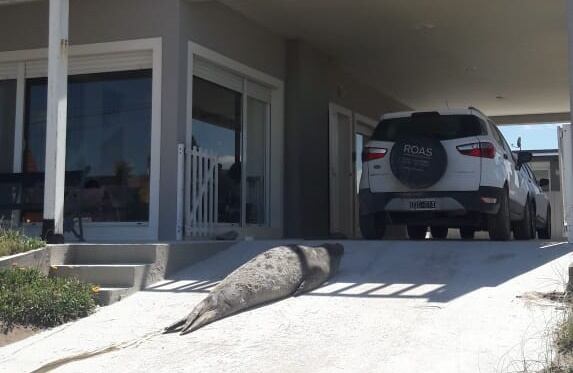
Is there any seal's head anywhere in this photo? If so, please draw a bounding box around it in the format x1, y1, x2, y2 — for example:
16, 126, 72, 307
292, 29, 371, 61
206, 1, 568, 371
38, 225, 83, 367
322, 243, 344, 274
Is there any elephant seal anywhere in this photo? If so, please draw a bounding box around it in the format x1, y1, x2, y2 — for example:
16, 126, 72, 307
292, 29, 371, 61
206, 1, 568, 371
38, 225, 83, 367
164, 243, 344, 335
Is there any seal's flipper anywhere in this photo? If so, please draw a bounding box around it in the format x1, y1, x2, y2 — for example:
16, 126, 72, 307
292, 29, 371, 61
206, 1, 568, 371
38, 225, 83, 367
293, 280, 308, 296
180, 310, 218, 335
294, 267, 330, 296
164, 299, 208, 335
163, 318, 186, 334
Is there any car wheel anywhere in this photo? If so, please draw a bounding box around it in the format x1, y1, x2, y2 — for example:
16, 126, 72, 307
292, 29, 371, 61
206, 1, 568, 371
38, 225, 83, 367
459, 227, 475, 240
430, 226, 448, 239
514, 200, 533, 240
488, 188, 511, 241
359, 213, 386, 240
407, 225, 428, 240
538, 206, 552, 239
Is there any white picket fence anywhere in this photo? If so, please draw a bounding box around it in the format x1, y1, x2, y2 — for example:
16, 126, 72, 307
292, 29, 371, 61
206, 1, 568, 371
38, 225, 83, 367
188, 146, 219, 237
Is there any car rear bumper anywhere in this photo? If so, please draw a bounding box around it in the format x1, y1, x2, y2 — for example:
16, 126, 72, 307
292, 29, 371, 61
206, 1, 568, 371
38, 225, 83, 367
359, 187, 504, 226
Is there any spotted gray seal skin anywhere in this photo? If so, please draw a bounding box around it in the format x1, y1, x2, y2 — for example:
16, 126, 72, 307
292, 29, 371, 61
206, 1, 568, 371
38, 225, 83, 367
164, 243, 344, 335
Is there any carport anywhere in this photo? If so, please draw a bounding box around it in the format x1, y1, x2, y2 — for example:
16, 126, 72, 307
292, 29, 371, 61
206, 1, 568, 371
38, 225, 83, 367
1, 0, 573, 242
216, 0, 573, 240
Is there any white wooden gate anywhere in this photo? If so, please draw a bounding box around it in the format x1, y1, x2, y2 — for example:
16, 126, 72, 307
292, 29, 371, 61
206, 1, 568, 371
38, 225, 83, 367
188, 146, 219, 237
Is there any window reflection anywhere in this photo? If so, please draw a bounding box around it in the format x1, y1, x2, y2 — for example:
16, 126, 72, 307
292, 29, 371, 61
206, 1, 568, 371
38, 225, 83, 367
192, 77, 242, 224
22, 70, 152, 223
0, 80, 16, 221
0, 80, 16, 174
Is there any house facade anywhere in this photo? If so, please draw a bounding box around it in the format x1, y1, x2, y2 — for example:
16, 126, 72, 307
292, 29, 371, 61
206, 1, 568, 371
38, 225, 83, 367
0, 0, 408, 242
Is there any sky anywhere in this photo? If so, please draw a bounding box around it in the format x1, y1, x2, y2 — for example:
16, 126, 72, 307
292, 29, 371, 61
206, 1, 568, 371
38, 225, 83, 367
499, 123, 562, 151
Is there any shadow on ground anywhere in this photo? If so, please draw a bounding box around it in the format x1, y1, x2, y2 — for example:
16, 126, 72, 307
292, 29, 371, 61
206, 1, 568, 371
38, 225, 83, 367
144, 239, 572, 303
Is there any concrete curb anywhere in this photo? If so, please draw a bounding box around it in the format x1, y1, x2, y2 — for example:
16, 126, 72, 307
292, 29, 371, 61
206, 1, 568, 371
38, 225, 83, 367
0, 247, 50, 274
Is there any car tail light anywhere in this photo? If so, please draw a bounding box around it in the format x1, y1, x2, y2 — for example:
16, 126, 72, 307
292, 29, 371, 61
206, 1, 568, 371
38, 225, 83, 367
362, 147, 387, 162
456, 142, 495, 159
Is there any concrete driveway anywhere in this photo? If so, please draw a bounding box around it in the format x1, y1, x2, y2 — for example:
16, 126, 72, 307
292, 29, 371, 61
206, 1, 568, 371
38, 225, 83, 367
1, 240, 571, 373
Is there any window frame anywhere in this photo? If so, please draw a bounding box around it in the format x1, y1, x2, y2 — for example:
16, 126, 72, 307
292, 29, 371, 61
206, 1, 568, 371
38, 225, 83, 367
0, 38, 162, 241
187, 41, 284, 238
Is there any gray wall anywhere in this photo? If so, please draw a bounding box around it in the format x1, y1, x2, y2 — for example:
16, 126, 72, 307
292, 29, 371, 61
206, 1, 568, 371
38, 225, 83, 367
0, 1, 409, 240
0, 0, 175, 49
284, 40, 410, 238
0, 0, 185, 240
180, 1, 286, 81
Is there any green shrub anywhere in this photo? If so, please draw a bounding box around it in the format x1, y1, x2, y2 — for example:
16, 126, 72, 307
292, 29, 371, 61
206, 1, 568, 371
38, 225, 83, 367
0, 268, 97, 332
0, 226, 45, 258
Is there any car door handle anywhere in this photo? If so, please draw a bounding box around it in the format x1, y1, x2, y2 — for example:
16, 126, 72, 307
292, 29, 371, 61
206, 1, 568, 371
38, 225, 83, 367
503, 153, 509, 159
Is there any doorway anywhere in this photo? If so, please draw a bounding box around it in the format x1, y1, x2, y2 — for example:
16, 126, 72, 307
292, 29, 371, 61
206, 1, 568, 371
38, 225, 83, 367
329, 104, 376, 238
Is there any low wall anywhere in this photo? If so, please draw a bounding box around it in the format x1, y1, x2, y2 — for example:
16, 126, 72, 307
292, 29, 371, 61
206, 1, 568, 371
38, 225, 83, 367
0, 248, 51, 275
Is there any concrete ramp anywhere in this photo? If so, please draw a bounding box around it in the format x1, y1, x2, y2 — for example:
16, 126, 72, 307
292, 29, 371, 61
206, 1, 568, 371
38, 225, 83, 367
0, 240, 571, 373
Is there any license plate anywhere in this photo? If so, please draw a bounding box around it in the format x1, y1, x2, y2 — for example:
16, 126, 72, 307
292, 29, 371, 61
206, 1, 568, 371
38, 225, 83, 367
408, 200, 437, 210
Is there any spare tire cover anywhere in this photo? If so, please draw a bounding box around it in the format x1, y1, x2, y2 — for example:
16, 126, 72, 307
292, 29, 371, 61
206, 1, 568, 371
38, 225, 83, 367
389, 137, 448, 189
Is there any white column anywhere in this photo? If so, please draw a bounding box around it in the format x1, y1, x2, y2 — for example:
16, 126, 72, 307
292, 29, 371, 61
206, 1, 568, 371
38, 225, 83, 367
42, 0, 69, 243
566, 0, 573, 243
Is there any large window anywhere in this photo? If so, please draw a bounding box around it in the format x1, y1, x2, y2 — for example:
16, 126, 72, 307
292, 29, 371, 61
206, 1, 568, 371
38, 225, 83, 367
22, 70, 153, 223
0, 80, 16, 174
191, 75, 270, 226
0, 80, 16, 221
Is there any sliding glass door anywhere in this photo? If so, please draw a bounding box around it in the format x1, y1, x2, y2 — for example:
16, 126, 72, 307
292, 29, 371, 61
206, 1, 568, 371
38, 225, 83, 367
191, 74, 270, 227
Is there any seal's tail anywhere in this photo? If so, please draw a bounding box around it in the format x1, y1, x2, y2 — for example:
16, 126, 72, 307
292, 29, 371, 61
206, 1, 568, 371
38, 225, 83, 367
163, 299, 217, 335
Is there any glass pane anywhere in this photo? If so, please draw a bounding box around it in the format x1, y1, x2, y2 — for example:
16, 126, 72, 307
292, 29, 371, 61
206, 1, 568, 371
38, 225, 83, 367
355, 133, 364, 192
23, 70, 153, 223
0, 80, 16, 222
373, 115, 486, 141
0, 80, 16, 173
192, 77, 242, 224
246, 97, 268, 225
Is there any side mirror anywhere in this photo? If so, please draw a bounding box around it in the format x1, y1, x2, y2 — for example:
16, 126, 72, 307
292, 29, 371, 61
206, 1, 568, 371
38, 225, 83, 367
539, 178, 549, 188
516, 151, 533, 169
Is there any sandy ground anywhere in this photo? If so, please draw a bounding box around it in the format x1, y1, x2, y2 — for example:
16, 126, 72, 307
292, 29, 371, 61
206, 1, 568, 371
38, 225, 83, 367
0, 326, 39, 348
0, 239, 571, 373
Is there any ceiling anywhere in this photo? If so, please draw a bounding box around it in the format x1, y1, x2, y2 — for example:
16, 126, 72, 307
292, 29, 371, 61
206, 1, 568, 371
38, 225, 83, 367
220, 0, 569, 117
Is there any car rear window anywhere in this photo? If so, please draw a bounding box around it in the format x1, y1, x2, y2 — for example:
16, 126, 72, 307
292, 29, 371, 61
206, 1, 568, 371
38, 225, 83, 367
372, 114, 487, 141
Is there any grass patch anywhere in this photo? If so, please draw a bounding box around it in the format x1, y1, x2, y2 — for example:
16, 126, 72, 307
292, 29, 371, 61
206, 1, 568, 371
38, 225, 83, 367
0, 268, 97, 332
558, 312, 573, 355
553, 306, 573, 372
0, 226, 45, 258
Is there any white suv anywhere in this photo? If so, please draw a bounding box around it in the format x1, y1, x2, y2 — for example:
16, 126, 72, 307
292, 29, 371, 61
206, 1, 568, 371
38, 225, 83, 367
359, 107, 536, 241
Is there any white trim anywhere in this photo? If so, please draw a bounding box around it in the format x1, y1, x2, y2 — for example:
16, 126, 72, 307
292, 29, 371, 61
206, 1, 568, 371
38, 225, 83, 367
0, 37, 163, 241
25, 50, 153, 78
148, 38, 162, 241
186, 41, 285, 237
241, 79, 248, 227
188, 42, 283, 89
193, 56, 243, 93
0, 38, 162, 63
12, 63, 24, 173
